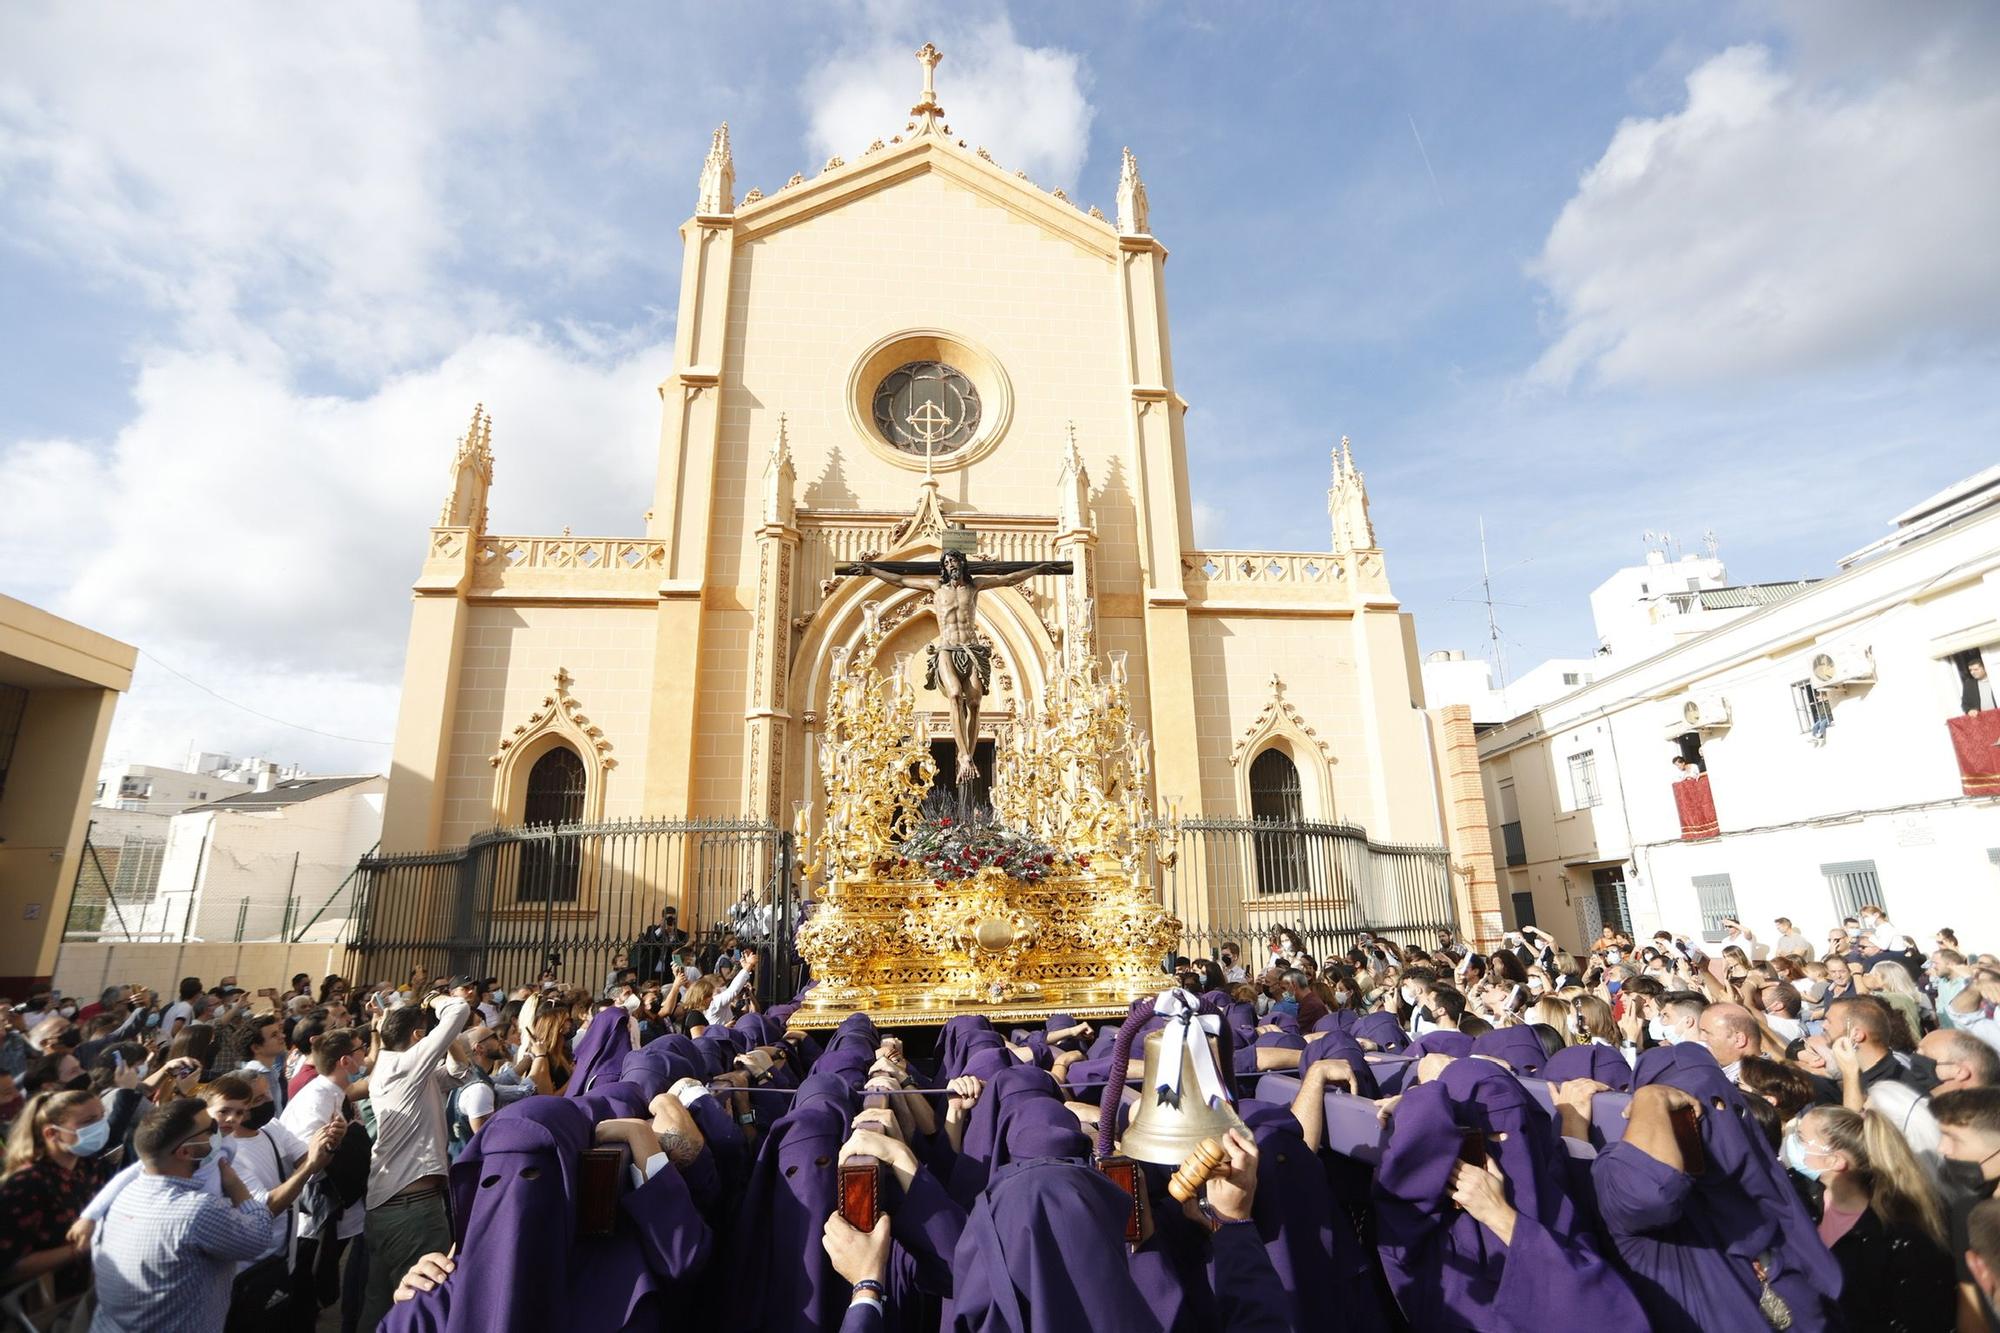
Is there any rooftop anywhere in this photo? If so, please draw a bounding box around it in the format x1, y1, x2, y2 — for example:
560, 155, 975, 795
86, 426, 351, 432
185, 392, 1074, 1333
183, 775, 377, 813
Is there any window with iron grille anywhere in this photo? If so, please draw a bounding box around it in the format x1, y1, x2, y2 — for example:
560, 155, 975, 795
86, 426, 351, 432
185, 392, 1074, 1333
1249, 748, 1308, 894
1567, 750, 1603, 809
1692, 873, 1738, 942
519, 745, 587, 902
1793, 680, 1833, 738
1822, 860, 1884, 921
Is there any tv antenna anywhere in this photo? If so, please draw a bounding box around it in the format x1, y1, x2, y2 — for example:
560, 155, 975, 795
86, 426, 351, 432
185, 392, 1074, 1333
1479, 517, 1509, 692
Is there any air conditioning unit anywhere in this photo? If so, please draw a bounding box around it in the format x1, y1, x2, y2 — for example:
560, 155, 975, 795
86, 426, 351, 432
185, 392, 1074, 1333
1679, 694, 1731, 732
1811, 646, 1876, 690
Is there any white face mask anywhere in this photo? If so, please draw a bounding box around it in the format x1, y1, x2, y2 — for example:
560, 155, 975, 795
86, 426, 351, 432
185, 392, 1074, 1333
1647, 1017, 1667, 1043
621, 993, 642, 1012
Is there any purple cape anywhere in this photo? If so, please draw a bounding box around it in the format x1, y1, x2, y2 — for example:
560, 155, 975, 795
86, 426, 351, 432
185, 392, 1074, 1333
1374, 1058, 1643, 1331
1404, 1029, 1474, 1061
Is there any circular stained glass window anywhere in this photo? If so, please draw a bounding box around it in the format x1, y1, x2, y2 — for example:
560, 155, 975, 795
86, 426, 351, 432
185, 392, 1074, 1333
871, 361, 982, 456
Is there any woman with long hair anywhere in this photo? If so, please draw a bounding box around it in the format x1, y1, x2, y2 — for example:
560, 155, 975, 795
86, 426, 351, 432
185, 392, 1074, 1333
1864, 960, 1930, 1038
317, 974, 350, 1005
523, 1005, 575, 1095
1789, 1105, 1954, 1331
1570, 993, 1619, 1047
169, 1021, 221, 1079
0, 1089, 112, 1296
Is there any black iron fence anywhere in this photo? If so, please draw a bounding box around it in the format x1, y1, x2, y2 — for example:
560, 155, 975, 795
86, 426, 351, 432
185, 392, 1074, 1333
348, 819, 798, 1006
345, 815, 1449, 1004
1162, 818, 1456, 967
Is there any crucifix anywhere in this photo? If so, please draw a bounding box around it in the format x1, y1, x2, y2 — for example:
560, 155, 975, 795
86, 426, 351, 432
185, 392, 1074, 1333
839, 531, 1070, 794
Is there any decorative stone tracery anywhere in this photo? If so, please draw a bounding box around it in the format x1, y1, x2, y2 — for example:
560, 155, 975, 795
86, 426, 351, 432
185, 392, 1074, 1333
489, 668, 614, 825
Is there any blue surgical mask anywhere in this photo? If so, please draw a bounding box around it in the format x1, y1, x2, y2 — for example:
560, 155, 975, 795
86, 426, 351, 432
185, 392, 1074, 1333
1273, 997, 1299, 1017
1783, 1132, 1823, 1181
66, 1119, 111, 1157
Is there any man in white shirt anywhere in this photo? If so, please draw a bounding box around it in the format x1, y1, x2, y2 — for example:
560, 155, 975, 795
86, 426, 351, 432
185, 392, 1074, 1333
280, 1026, 369, 1317
160, 976, 201, 1042
356, 991, 471, 1330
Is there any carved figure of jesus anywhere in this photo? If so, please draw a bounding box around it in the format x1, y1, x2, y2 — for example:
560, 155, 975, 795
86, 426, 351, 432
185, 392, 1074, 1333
845, 550, 1067, 785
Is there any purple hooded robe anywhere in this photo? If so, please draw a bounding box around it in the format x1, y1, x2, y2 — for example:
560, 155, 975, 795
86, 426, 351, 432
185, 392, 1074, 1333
1471, 1027, 1553, 1079
1540, 1043, 1634, 1092
1592, 1044, 1843, 1332
565, 1007, 638, 1097
379, 1098, 711, 1333
1373, 1058, 1644, 1331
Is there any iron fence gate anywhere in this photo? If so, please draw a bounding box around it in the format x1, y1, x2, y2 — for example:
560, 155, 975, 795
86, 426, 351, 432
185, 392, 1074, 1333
1162, 818, 1456, 967
348, 819, 799, 1006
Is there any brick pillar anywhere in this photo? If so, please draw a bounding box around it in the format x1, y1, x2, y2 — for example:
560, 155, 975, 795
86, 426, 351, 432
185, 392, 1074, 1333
1431, 704, 1501, 950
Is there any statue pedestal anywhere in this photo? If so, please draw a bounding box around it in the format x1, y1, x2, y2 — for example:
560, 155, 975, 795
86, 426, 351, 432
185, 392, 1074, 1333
791, 864, 1179, 1028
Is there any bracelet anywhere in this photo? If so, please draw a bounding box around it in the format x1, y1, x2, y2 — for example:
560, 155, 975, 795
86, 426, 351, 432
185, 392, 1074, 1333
851, 1279, 886, 1299
736, 1110, 758, 1125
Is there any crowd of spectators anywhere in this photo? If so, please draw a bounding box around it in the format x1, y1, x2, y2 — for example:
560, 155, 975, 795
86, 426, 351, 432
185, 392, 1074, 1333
7, 907, 2000, 1331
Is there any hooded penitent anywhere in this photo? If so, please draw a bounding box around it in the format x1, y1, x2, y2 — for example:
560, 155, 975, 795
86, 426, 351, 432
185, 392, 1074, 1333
1374, 1057, 1644, 1331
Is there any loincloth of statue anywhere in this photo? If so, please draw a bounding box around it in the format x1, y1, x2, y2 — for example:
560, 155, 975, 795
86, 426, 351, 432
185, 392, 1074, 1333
924, 641, 991, 696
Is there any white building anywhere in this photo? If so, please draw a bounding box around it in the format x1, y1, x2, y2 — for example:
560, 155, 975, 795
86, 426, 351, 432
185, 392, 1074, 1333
137, 775, 386, 943
1423, 546, 1822, 730
1476, 469, 2000, 954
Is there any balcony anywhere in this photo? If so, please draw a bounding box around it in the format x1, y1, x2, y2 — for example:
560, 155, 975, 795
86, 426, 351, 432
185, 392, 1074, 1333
1501, 821, 1526, 867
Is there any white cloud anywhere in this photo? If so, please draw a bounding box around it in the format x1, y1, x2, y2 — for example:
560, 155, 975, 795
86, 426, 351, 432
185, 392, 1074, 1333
1, 334, 670, 771
0, 5, 586, 375
1528, 22, 2000, 387
801, 13, 1094, 191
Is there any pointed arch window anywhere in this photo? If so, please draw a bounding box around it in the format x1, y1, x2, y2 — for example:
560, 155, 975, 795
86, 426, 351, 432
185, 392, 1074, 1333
1249, 747, 1308, 895
519, 745, 586, 902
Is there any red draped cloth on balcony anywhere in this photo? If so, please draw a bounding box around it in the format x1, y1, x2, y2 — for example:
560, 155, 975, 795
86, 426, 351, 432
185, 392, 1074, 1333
1675, 773, 1719, 841
1948, 713, 2000, 797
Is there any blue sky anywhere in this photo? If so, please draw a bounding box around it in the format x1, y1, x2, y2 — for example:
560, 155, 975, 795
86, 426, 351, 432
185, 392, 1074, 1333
3, 1, 1995, 774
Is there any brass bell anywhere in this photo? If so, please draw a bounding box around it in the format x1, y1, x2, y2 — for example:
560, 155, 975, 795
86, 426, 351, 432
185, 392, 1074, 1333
1115, 1028, 1249, 1166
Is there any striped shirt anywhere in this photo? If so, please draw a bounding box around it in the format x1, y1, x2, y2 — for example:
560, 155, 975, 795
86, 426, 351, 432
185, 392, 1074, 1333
90, 1172, 273, 1333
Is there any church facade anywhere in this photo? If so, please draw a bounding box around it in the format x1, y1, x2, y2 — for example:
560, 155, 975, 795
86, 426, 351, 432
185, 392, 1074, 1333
377, 50, 1497, 944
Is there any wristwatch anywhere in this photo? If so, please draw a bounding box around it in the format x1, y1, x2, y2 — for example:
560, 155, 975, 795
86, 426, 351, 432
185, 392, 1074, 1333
1195, 1199, 1251, 1232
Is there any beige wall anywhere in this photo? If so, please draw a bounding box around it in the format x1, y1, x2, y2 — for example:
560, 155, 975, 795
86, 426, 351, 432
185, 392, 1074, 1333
0, 595, 135, 993
53, 941, 348, 1006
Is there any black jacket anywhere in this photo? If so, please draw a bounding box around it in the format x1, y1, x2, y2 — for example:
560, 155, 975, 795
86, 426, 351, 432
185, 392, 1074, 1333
1830, 1206, 1957, 1333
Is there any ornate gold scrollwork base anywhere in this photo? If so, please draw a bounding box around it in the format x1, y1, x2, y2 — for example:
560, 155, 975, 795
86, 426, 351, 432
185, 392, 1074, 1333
792, 865, 1180, 1028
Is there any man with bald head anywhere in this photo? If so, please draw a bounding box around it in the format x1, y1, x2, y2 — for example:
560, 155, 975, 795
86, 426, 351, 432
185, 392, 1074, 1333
1869, 1029, 2000, 1178
1696, 1002, 1760, 1083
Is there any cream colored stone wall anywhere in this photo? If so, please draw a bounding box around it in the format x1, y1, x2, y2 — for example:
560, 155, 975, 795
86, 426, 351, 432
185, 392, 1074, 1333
716, 172, 1139, 591
439, 603, 657, 844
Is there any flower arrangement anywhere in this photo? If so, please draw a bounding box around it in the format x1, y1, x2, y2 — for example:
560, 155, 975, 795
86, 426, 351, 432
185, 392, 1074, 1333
879, 811, 1081, 886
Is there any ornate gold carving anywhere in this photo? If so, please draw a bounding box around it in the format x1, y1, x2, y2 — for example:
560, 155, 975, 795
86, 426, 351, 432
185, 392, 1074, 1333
794, 599, 1180, 1022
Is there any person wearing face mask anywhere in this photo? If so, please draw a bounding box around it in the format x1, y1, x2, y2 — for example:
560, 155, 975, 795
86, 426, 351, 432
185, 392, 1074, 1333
1928, 1088, 2000, 1327
1646, 991, 1707, 1049
0, 1089, 114, 1297
89, 1097, 331, 1333
1783, 1105, 1955, 1332
280, 1027, 371, 1320
1694, 1002, 1761, 1084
